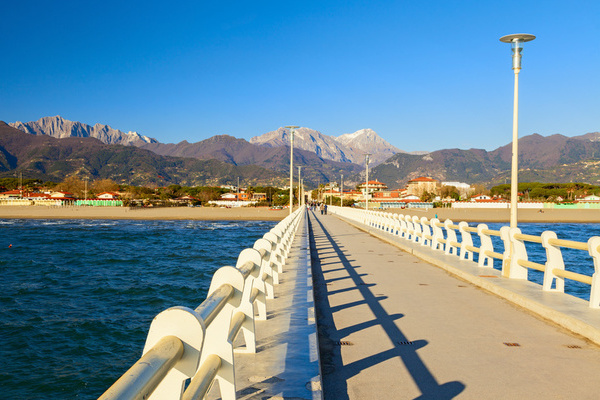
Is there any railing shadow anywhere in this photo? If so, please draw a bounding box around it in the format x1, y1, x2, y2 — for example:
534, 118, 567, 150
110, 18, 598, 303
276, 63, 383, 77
308, 211, 465, 400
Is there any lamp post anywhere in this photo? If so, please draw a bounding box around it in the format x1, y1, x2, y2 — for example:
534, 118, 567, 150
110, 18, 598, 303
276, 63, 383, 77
365, 154, 371, 210
341, 174, 343, 207
298, 166, 302, 207
285, 125, 299, 215
500, 33, 535, 229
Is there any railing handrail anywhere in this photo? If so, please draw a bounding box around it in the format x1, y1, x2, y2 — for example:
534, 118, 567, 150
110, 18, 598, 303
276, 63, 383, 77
548, 238, 588, 251
99, 207, 305, 400
194, 283, 235, 326
327, 206, 600, 309
514, 232, 543, 244
98, 335, 184, 400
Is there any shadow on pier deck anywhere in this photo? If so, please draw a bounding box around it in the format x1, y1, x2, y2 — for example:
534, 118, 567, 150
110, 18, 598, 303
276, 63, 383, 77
308, 210, 600, 400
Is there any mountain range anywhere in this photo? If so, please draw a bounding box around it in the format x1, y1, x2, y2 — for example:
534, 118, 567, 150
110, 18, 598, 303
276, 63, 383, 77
4, 115, 600, 188
0, 122, 284, 187
10, 116, 157, 146
9, 116, 404, 167
373, 132, 600, 188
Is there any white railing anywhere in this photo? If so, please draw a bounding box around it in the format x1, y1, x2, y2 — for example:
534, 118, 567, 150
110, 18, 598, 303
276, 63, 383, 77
329, 206, 600, 309
98, 208, 305, 400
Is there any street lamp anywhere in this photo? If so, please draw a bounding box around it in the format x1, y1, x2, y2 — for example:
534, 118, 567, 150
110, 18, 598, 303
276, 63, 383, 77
365, 154, 371, 210
500, 33, 535, 229
298, 166, 302, 207
341, 174, 343, 207
285, 125, 299, 215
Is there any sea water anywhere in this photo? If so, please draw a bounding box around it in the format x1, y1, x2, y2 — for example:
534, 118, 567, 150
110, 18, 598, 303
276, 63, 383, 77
472, 222, 600, 302
0, 218, 276, 399
1, 218, 599, 399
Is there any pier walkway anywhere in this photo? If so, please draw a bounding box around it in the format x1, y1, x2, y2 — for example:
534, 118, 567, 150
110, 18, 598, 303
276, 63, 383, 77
308, 210, 600, 399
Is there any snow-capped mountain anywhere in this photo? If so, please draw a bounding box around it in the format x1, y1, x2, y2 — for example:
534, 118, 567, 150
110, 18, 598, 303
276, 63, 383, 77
250, 127, 355, 163
9, 116, 157, 146
250, 127, 403, 166
336, 128, 403, 166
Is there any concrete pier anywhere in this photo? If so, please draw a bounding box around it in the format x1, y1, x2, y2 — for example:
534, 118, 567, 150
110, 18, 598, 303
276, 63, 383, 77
209, 211, 321, 399
308, 210, 600, 399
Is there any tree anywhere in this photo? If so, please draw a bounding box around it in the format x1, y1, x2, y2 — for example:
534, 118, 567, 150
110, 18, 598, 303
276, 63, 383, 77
440, 185, 460, 201
54, 176, 85, 198
470, 184, 489, 197
420, 191, 434, 202
92, 179, 119, 196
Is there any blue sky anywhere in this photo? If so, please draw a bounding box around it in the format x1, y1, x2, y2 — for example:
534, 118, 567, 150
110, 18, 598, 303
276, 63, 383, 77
1, 1, 598, 152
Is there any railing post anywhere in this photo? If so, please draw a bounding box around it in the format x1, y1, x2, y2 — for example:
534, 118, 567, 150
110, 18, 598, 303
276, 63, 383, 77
476, 224, 493, 268
405, 215, 414, 241
197, 266, 245, 400
430, 218, 444, 251
508, 228, 529, 280
101, 307, 205, 400
499, 226, 511, 277
384, 212, 392, 233
420, 216, 432, 246
458, 222, 473, 261
254, 238, 276, 300
541, 231, 565, 292
399, 214, 408, 238
444, 219, 459, 256
262, 232, 283, 286
412, 215, 422, 243
391, 214, 400, 236
587, 237, 600, 309
234, 248, 263, 351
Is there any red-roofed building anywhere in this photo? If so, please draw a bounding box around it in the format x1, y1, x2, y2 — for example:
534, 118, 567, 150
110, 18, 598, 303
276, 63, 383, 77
356, 180, 388, 200
219, 192, 250, 201
357, 180, 388, 192
50, 191, 75, 199
25, 192, 51, 200
471, 194, 492, 201
97, 192, 120, 200
0, 190, 22, 199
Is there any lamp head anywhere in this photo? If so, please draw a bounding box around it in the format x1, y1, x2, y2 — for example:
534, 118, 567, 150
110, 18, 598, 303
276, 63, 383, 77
500, 34, 535, 70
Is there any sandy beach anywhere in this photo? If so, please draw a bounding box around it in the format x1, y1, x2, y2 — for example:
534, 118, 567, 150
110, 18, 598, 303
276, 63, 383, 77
1, 205, 600, 223
0, 206, 291, 221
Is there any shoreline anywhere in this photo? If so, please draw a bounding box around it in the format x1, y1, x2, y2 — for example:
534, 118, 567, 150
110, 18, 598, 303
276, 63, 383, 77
0, 206, 290, 221
1, 205, 599, 224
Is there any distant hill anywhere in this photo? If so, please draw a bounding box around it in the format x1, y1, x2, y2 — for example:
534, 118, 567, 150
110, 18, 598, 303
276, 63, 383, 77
370, 132, 600, 188
0, 122, 284, 187
139, 134, 364, 184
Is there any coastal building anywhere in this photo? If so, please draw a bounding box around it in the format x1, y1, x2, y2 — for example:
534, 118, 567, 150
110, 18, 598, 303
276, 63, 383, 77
406, 176, 439, 197
50, 191, 75, 199
471, 194, 492, 201
25, 192, 51, 200
578, 195, 600, 202
357, 180, 388, 195
252, 193, 267, 201
441, 181, 472, 197
171, 195, 198, 205
219, 191, 250, 201
97, 192, 120, 200
0, 190, 22, 199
